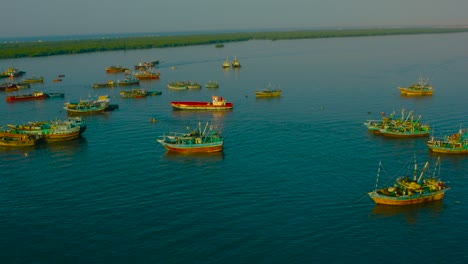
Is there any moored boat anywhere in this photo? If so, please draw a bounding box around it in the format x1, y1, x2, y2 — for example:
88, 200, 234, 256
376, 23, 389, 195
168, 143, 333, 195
222, 58, 230, 69
204, 81, 219, 88
0, 132, 42, 147
171, 96, 233, 110
120, 89, 148, 98
255, 85, 282, 97
134, 70, 160, 80
6, 91, 47, 102
45, 92, 65, 98
146, 90, 162, 96
368, 156, 450, 206
64, 96, 109, 115
398, 76, 433, 96
117, 77, 140, 86
157, 122, 224, 153
167, 81, 188, 90
8, 117, 86, 142
92, 80, 115, 88
366, 109, 431, 138
231, 56, 241, 68
22, 76, 44, 83
106, 65, 129, 73
3, 67, 26, 78
426, 128, 468, 154
186, 81, 201, 89
134, 60, 159, 70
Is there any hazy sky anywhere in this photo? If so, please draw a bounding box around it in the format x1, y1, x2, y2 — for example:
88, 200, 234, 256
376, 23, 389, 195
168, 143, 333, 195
3, 0, 468, 38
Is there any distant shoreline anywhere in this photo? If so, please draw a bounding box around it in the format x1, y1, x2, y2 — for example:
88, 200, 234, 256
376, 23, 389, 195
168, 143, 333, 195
1, 27, 468, 60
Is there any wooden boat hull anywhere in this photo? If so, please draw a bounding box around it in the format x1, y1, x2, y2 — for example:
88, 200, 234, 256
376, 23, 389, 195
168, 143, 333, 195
6, 94, 47, 102
368, 190, 448, 206
43, 130, 80, 142
255, 92, 281, 97
427, 145, 468, 154
167, 84, 187, 90
171, 102, 233, 110
158, 140, 223, 153
0, 133, 41, 147
380, 131, 430, 138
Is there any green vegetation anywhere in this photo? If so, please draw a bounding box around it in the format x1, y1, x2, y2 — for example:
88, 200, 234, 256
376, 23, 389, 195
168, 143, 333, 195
1, 28, 468, 59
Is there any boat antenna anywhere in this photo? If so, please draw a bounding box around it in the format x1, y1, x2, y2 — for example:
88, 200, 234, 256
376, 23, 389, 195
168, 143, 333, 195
374, 161, 381, 191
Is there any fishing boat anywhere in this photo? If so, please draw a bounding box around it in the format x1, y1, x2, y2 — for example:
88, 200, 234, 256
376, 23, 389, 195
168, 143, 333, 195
0, 82, 30, 91
167, 81, 188, 90
368, 156, 450, 206
426, 128, 468, 154
134, 70, 160, 80
171, 96, 233, 110
6, 91, 47, 102
106, 65, 129, 73
64, 96, 109, 115
117, 77, 140, 86
22, 76, 44, 83
255, 85, 282, 97
120, 89, 148, 98
398, 76, 433, 96
45, 92, 65, 98
157, 122, 224, 153
231, 56, 241, 68
146, 90, 162, 96
134, 60, 159, 70
378, 110, 431, 138
204, 81, 219, 88
92, 80, 115, 88
186, 81, 201, 89
53, 78, 62, 82
222, 58, 230, 69
0, 132, 42, 147
364, 112, 396, 134
3, 67, 26, 78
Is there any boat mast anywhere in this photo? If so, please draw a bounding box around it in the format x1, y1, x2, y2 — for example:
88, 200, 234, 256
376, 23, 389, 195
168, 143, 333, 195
432, 156, 441, 178
413, 155, 418, 181
417, 161, 429, 183
374, 161, 381, 191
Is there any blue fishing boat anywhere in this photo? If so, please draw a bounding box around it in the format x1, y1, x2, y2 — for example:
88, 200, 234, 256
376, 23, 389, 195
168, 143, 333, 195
157, 122, 224, 153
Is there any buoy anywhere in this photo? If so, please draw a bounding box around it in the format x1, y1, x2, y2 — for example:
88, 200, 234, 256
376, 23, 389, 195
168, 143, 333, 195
150, 118, 158, 123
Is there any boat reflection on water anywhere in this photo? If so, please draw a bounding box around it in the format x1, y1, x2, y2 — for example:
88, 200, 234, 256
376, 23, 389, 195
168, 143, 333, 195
370, 200, 445, 224
38, 137, 88, 157
171, 109, 232, 120
162, 151, 224, 164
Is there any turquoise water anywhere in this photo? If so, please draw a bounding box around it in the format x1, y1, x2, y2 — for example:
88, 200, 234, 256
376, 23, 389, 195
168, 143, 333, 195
1, 33, 468, 263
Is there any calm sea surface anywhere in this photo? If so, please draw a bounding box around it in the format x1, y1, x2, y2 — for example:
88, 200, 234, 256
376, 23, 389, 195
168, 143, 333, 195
1, 33, 468, 263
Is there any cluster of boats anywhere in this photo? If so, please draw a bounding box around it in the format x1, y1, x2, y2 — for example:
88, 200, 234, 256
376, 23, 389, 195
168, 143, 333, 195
364, 76, 459, 206
0, 117, 86, 147
222, 57, 241, 69
364, 109, 431, 137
